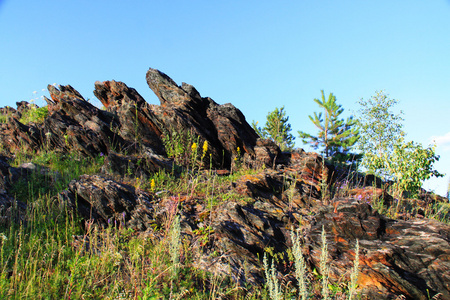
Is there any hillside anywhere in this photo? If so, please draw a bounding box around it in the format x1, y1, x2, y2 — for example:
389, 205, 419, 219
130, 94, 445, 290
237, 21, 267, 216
0, 68, 449, 299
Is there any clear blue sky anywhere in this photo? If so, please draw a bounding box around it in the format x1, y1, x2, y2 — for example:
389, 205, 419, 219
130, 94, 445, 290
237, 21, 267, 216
1, 0, 449, 196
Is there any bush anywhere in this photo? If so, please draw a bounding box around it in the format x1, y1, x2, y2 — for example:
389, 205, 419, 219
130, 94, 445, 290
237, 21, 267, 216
385, 141, 444, 199
19, 105, 48, 124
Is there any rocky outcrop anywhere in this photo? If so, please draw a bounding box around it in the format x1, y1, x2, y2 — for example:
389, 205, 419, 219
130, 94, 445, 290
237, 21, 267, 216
308, 200, 450, 299
58, 175, 156, 231
94, 68, 260, 169
55, 149, 449, 299
1, 68, 449, 299
93, 80, 165, 155
0, 68, 264, 171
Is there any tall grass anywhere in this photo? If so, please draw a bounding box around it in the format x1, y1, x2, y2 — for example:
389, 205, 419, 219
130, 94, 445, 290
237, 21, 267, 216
0, 126, 444, 299
0, 146, 261, 299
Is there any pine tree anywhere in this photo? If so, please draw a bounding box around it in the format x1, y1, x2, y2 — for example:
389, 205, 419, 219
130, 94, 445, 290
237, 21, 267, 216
252, 106, 295, 151
298, 90, 359, 163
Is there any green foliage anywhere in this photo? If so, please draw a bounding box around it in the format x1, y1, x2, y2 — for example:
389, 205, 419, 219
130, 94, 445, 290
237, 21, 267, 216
298, 90, 359, 163
385, 141, 444, 198
355, 90, 405, 178
252, 106, 295, 151
19, 105, 48, 124
447, 180, 450, 202
162, 129, 195, 165
162, 128, 209, 170
0, 111, 11, 124
0, 149, 251, 299
9, 151, 105, 203
355, 91, 443, 198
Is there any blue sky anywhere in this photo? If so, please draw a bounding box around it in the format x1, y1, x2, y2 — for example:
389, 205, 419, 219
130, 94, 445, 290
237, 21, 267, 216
1, 0, 449, 196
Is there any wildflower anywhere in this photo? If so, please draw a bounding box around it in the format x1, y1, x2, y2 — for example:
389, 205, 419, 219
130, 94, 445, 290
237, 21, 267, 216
191, 142, 198, 152
150, 178, 156, 192
0, 233, 7, 241
100, 152, 104, 157
202, 140, 208, 155
237, 147, 240, 154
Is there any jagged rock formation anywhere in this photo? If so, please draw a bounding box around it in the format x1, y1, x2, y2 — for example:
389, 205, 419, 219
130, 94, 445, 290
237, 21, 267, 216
0, 68, 449, 299
94, 68, 261, 169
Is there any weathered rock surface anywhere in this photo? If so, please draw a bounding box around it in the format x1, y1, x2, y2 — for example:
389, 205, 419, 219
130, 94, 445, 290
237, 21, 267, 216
0, 156, 28, 225
1, 68, 449, 299
59, 175, 156, 231
0, 156, 13, 214
56, 151, 449, 300
308, 200, 450, 299
0, 68, 267, 172
93, 68, 261, 169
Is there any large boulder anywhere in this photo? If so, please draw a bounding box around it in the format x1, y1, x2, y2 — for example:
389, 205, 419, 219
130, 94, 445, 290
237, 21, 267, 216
58, 175, 156, 231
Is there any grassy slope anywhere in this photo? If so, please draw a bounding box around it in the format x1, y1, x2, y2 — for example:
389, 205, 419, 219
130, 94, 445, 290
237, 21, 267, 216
0, 106, 449, 299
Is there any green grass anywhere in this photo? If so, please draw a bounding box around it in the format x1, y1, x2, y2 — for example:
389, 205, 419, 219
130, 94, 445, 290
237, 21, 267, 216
0, 135, 447, 299
0, 112, 10, 124
19, 105, 48, 125
0, 147, 266, 299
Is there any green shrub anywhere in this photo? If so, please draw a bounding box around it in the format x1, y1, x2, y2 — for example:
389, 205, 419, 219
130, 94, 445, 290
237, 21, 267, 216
0, 112, 10, 124
19, 105, 48, 124
355, 91, 443, 199
385, 141, 444, 199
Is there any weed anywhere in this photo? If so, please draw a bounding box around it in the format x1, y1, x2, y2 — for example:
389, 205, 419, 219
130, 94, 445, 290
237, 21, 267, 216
19, 105, 48, 125
320, 226, 330, 300
169, 215, 181, 279
0, 110, 12, 124
263, 252, 283, 300
348, 239, 360, 300
291, 228, 308, 300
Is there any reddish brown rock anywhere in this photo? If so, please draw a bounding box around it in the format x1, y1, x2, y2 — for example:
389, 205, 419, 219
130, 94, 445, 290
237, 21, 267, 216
1, 67, 449, 299
101, 151, 173, 178
0, 117, 43, 154
58, 175, 156, 231
93, 80, 165, 154
145, 68, 260, 169
307, 200, 450, 299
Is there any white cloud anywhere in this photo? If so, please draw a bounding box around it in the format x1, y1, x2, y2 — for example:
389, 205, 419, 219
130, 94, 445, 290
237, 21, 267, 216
430, 132, 450, 151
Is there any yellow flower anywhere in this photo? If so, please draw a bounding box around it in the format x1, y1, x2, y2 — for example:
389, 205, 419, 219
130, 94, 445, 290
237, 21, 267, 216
191, 142, 198, 152
237, 147, 241, 154
202, 141, 208, 155
150, 179, 156, 192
